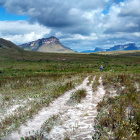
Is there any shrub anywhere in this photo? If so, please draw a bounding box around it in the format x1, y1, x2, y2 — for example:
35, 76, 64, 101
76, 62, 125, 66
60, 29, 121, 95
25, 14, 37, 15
94, 73, 140, 139
70, 89, 87, 103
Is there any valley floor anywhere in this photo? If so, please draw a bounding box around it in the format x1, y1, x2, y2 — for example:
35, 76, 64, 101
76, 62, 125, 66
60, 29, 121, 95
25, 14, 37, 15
1, 72, 140, 140
3, 75, 105, 140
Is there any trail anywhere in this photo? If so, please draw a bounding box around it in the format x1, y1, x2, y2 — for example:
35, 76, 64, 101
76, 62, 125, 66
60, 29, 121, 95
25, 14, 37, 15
5, 76, 105, 140
46, 76, 105, 140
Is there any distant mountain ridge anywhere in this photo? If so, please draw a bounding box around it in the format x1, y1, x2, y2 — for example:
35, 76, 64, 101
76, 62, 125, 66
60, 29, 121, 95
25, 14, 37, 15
81, 43, 139, 53
93, 47, 106, 52
20, 36, 75, 53
106, 43, 138, 51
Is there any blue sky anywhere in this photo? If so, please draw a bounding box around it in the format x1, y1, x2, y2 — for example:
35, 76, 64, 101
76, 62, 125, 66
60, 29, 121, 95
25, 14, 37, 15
0, 0, 140, 52
0, 7, 27, 21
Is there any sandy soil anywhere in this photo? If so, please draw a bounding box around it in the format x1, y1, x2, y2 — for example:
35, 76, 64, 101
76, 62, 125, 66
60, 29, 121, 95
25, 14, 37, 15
5, 76, 106, 140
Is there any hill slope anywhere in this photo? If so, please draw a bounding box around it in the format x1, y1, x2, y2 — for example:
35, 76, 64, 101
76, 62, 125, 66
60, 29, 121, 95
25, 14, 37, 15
0, 38, 77, 61
20, 36, 75, 53
0, 38, 25, 60
0, 38, 22, 51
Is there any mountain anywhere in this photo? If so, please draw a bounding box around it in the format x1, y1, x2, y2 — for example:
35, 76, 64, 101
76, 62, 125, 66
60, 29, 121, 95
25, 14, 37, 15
81, 47, 106, 53
93, 47, 106, 52
20, 36, 75, 53
107, 43, 138, 51
0, 38, 22, 51
82, 43, 139, 53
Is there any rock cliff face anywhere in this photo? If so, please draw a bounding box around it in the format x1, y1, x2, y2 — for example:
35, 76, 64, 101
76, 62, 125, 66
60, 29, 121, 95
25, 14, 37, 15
20, 36, 75, 53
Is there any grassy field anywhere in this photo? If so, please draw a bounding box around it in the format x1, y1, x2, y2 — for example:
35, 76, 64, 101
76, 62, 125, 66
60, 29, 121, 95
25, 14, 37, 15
94, 50, 140, 55
93, 72, 140, 140
0, 47, 140, 139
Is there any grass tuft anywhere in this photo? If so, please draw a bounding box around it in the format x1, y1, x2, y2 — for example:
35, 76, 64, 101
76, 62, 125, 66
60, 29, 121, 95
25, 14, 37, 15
70, 89, 87, 103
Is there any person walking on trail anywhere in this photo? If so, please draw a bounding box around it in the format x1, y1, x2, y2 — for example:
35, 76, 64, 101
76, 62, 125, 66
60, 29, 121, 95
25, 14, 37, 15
100, 65, 103, 71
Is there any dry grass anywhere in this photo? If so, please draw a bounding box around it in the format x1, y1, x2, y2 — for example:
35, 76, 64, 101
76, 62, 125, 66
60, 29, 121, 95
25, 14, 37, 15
0, 73, 87, 138
94, 50, 140, 55
94, 73, 140, 140
87, 75, 94, 86
70, 89, 87, 103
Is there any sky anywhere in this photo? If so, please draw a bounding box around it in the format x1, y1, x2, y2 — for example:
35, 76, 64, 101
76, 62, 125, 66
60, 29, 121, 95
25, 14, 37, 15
0, 0, 140, 52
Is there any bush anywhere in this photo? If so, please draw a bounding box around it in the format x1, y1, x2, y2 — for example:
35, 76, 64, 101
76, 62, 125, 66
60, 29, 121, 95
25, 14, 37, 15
71, 89, 87, 103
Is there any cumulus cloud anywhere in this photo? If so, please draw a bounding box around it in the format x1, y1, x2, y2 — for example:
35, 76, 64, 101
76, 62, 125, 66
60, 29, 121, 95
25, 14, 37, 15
102, 0, 140, 38
0, 21, 51, 44
0, 0, 108, 32
119, 0, 140, 17
0, 0, 140, 51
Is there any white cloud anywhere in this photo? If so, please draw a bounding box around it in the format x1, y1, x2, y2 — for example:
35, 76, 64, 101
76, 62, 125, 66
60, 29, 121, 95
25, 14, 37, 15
5, 32, 48, 45
126, 23, 139, 28
133, 32, 140, 37
60, 33, 98, 41
69, 8, 81, 16
73, 33, 98, 40
55, 32, 63, 38
102, 0, 140, 34
0, 21, 51, 44
0, 0, 140, 51
120, 0, 140, 16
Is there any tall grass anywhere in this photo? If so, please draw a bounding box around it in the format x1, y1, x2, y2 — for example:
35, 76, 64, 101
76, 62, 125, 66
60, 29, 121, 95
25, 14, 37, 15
93, 73, 140, 140
70, 89, 87, 103
0, 73, 86, 138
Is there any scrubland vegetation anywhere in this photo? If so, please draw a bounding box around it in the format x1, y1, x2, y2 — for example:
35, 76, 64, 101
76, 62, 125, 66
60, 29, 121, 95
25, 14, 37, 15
0, 49, 140, 139
0, 72, 86, 137
70, 89, 87, 103
93, 72, 140, 140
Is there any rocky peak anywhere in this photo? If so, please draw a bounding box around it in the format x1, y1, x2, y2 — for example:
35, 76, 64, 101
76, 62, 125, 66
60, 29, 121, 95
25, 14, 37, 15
20, 36, 75, 53
37, 36, 59, 45
49, 36, 59, 40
